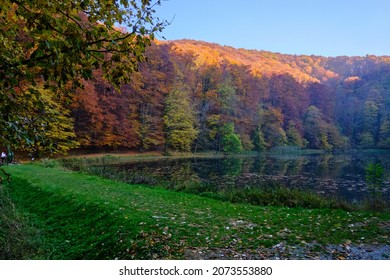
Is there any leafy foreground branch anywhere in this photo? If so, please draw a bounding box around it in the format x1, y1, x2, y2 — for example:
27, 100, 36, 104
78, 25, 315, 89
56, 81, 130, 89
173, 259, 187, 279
0, 0, 166, 157
2, 164, 390, 259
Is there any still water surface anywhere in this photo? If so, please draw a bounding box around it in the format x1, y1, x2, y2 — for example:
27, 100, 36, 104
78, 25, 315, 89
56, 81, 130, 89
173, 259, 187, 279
108, 151, 390, 203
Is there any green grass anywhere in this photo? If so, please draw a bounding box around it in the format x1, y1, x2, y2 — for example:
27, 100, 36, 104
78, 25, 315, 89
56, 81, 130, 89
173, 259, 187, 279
0, 184, 43, 259
1, 164, 389, 259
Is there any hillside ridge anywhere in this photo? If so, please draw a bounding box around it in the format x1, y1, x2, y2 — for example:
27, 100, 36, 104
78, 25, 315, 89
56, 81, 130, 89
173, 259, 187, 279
162, 39, 390, 83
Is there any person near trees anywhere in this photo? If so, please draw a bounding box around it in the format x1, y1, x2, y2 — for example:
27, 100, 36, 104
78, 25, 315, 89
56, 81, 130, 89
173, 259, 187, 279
1, 151, 7, 164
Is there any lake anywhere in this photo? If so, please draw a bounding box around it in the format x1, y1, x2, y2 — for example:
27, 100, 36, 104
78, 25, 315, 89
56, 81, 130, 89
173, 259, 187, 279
101, 150, 390, 204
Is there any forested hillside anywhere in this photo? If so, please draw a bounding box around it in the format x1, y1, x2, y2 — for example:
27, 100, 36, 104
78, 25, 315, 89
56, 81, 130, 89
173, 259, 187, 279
72, 39, 390, 152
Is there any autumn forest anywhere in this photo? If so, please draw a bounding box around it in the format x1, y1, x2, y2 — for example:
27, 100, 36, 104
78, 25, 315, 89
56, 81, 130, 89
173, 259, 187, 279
3, 1, 390, 264
70, 39, 390, 154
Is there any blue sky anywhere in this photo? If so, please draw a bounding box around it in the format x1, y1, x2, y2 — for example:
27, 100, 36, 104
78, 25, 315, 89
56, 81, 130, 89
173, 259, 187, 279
155, 0, 390, 57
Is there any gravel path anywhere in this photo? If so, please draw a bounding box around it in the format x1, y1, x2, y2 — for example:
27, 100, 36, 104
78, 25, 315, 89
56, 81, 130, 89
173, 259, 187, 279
184, 243, 390, 260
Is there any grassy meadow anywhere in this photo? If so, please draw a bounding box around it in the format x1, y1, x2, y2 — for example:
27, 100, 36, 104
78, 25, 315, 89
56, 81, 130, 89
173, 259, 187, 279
1, 161, 389, 260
